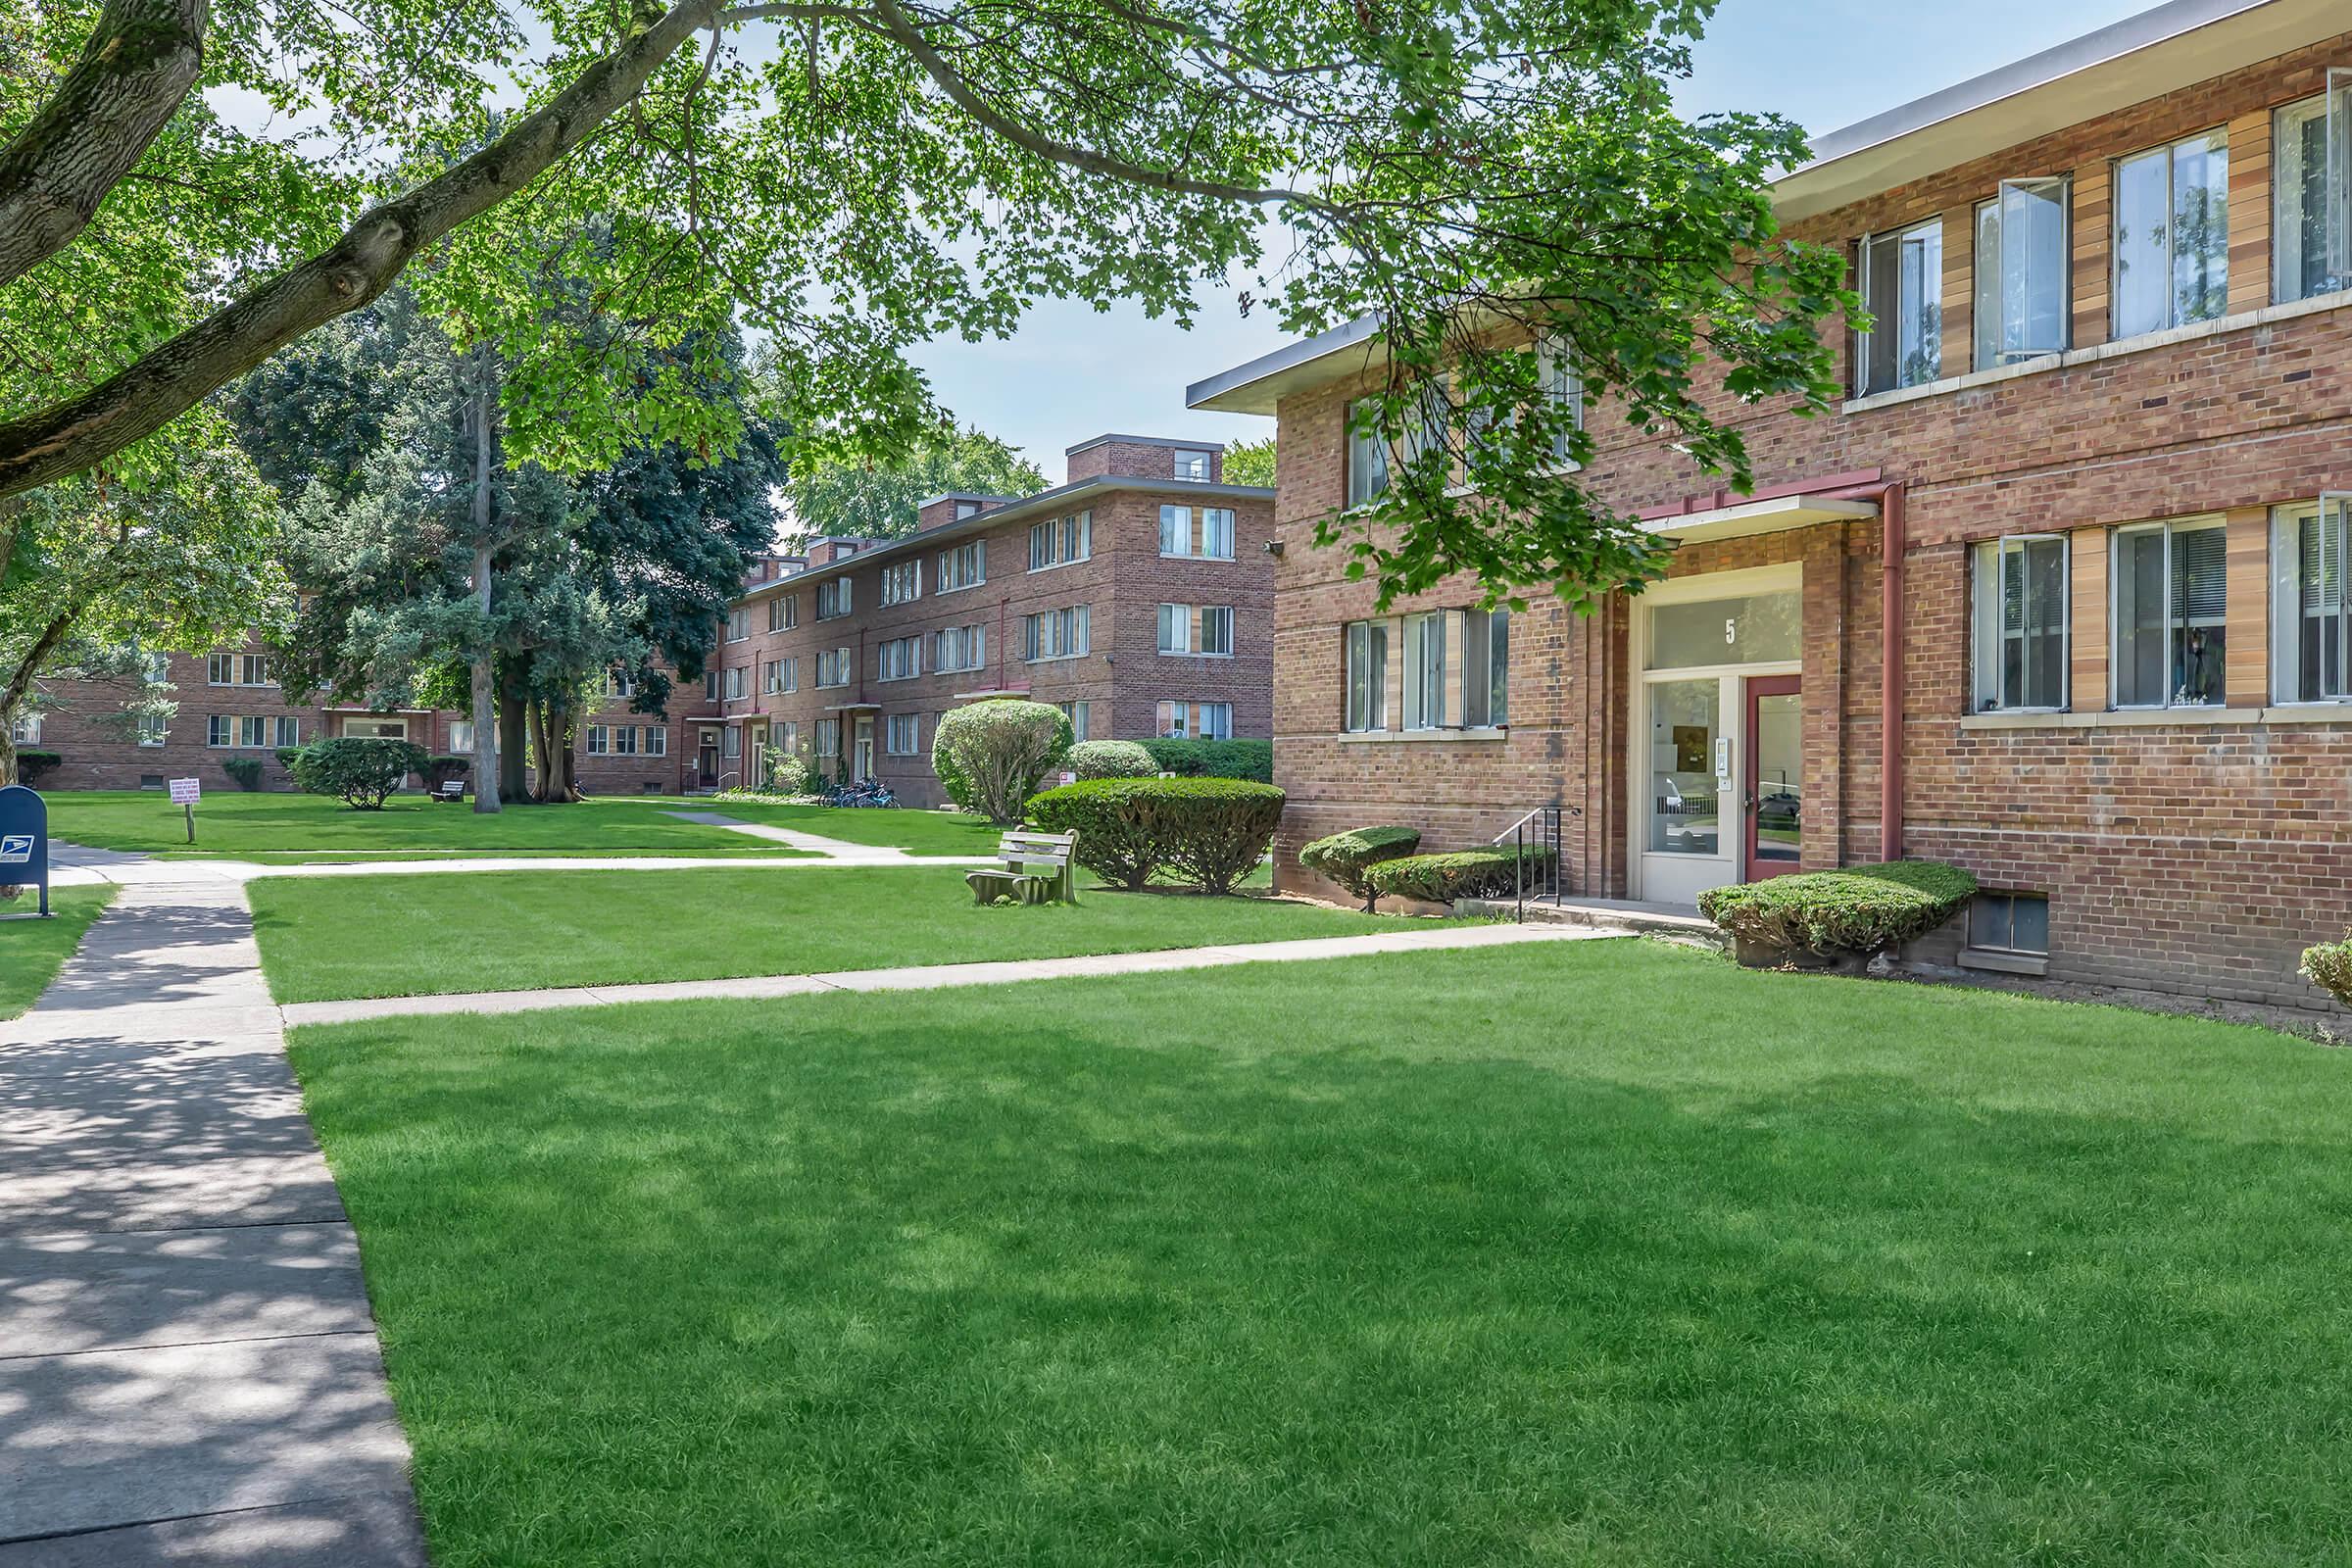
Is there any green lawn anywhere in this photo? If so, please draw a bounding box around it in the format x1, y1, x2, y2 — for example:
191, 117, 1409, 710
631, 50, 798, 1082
251, 865, 1402, 1001
290, 941, 2352, 1566
0, 886, 117, 1018
37, 790, 995, 860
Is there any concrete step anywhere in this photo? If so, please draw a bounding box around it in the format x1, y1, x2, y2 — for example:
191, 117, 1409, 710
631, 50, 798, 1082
1456, 895, 1729, 949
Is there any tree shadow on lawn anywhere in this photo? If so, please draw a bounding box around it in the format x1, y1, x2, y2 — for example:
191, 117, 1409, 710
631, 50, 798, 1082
290, 956, 2352, 1567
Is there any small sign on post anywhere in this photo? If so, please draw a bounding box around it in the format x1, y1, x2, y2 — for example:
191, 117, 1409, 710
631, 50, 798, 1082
0, 782, 51, 916
169, 777, 200, 844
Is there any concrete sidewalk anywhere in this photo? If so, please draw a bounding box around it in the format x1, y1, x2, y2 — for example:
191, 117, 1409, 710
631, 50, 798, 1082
50, 849, 993, 889
0, 878, 427, 1565
280, 921, 1615, 1027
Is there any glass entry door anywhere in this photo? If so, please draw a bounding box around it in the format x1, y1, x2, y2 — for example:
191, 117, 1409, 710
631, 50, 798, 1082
1744, 676, 1802, 880
853, 715, 875, 782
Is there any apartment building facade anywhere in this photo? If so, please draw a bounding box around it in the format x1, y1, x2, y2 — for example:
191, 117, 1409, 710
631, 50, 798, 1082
703, 434, 1275, 806
14, 435, 1274, 807
1190, 0, 2352, 1012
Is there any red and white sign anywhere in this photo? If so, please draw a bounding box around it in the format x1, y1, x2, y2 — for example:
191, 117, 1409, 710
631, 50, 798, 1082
168, 778, 201, 805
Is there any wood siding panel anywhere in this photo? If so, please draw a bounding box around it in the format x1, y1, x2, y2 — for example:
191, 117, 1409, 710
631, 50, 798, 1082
2226, 110, 2274, 318
2226, 505, 2271, 706
2070, 526, 2109, 712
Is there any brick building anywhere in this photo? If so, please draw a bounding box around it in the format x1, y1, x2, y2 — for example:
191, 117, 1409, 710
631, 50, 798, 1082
15, 434, 1274, 808
1189, 0, 2352, 1013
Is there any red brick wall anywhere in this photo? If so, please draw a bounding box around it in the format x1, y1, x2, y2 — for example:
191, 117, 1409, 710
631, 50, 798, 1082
1264, 32, 2352, 1013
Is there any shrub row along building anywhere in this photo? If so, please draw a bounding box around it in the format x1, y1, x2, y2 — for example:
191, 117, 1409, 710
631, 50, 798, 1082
14, 435, 1274, 808
1188, 0, 2352, 1013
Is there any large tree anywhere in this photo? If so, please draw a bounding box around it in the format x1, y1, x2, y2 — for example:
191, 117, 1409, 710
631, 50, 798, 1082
0, 450, 290, 783
783, 425, 1043, 543
0, 0, 1851, 606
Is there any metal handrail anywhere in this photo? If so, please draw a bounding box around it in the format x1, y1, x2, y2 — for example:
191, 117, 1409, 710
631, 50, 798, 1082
1490, 803, 1578, 921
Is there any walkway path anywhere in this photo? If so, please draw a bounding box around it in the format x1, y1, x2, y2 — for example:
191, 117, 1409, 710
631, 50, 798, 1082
281, 921, 1610, 1026
48, 848, 992, 891
0, 875, 427, 1566
659, 808, 925, 860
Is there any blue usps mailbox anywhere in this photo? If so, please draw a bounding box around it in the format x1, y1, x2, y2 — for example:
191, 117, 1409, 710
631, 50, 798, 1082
0, 782, 50, 916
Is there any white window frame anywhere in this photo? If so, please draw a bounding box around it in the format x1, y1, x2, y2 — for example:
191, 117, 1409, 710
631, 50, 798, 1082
1058, 699, 1090, 741
1345, 619, 1388, 733
880, 559, 921, 606
1855, 219, 1943, 396
1345, 397, 1389, 509
815, 577, 853, 619
815, 647, 852, 689
2110, 129, 2229, 340
885, 712, 920, 756
2274, 78, 2352, 305
722, 665, 747, 701
815, 717, 841, 760
585, 724, 611, 756
1022, 605, 1090, 662
2109, 516, 2228, 710
1401, 611, 1449, 730
768, 595, 798, 632
726, 608, 751, 642
1971, 534, 2072, 713
1172, 448, 1213, 481
877, 635, 921, 682
10, 711, 41, 745
1974, 178, 2073, 369
1028, 511, 1092, 571
2272, 495, 2352, 704
206, 714, 233, 748
937, 540, 986, 593
136, 711, 168, 747
274, 715, 301, 749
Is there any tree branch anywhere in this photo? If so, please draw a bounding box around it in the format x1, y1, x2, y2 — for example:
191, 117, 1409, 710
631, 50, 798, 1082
0, 0, 209, 288
0, 0, 726, 500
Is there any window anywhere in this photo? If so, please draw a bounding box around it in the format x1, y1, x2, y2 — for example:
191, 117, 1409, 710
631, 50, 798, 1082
877, 635, 920, 681
1401, 612, 1446, 729
726, 607, 751, 641
136, 712, 167, 747
2275, 79, 2352, 304
2274, 496, 2352, 703
1466, 608, 1509, 727
1346, 398, 1389, 508
886, 713, 920, 755
1057, 700, 1090, 741
1201, 508, 1235, 560
815, 717, 841, 760
9, 712, 39, 744
775, 720, 799, 754
1975, 178, 2071, 368
880, 560, 921, 606
207, 653, 272, 687
815, 577, 853, 619
142, 651, 171, 685
1172, 448, 1213, 481
768, 595, 798, 632
722, 727, 741, 760
722, 665, 747, 701
603, 669, 635, 700
1022, 605, 1090, 662
1159, 505, 1235, 559
611, 724, 640, 756
762, 659, 785, 695
208, 714, 270, 748
1970, 892, 2050, 956
1028, 512, 1092, 570
344, 718, 408, 739
815, 647, 852, 688
206, 715, 231, 747
937, 540, 986, 592
1856, 219, 1943, 394
1156, 701, 1232, 740
644, 725, 667, 758
585, 725, 611, 755
1345, 619, 1389, 732
1397, 608, 1510, 729
1972, 535, 2071, 711
1158, 505, 1190, 556
2112, 518, 2227, 708
1157, 604, 1234, 656
931, 624, 987, 673
274, 715, 301, 748
1535, 332, 1584, 465
237, 715, 266, 748
2112, 131, 2228, 339
704, 668, 720, 701
448, 719, 472, 754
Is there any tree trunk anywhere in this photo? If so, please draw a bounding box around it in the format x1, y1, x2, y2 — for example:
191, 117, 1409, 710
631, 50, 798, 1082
0, 604, 83, 786
496, 660, 530, 803
468, 344, 501, 812
0, 721, 16, 788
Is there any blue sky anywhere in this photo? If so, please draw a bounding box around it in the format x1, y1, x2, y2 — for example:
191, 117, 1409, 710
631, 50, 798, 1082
917, 0, 2158, 479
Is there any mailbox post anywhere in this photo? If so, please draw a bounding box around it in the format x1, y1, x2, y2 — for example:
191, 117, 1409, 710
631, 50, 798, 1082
0, 782, 51, 917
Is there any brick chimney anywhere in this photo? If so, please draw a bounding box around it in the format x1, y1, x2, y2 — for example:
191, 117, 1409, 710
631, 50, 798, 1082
915, 494, 1016, 532
1065, 435, 1224, 484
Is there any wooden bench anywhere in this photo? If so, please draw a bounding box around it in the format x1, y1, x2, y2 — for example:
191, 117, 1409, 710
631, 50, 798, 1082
966, 830, 1079, 906
429, 778, 466, 803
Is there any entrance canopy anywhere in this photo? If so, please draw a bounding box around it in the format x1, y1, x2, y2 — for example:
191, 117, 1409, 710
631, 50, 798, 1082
1640, 493, 1879, 544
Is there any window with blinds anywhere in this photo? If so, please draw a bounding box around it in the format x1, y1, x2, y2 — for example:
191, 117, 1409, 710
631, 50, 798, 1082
2277, 496, 2352, 702
1972, 535, 2070, 711
2113, 518, 2227, 708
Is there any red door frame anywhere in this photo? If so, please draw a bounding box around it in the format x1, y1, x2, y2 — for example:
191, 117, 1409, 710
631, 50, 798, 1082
1743, 675, 1802, 881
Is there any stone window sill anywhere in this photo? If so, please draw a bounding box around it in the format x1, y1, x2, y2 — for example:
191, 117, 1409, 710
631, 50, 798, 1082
1336, 727, 1509, 745
1842, 287, 2352, 415
1960, 948, 2048, 977
1958, 704, 2352, 731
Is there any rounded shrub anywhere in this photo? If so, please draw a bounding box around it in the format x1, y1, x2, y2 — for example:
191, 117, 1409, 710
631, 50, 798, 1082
1136, 737, 1273, 782
14, 748, 61, 786
933, 700, 1074, 824
1698, 859, 1977, 971
221, 756, 266, 791
1025, 776, 1287, 894
288, 736, 429, 810
1365, 846, 1556, 906
2302, 935, 2352, 1008
1065, 740, 1158, 780
1298, 826, 1422, 911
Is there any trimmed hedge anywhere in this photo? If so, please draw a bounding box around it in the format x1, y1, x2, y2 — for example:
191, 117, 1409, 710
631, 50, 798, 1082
1065, 740, 1158, 780
1298, 825, 1422, 911
1365, 846, 1557, 906
1698, 860, 1977, 970
273, 746, 305, 769
1024, 776, 1286, 894
14, 749, 61, 786
2302, 935, 2352, 1008
934, 700, 1073, 823
289, 736, 429, 810
1136, 737, 1273, 783
221, 756, 266, 790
